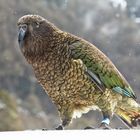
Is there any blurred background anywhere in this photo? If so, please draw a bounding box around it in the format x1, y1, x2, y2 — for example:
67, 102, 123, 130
0, 0, 140, 131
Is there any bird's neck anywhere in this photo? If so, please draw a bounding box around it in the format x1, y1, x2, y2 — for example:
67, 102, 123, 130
24, 32, 71, 74
22, 30, 69, 64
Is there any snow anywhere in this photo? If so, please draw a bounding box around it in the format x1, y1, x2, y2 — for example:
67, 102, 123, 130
110, 0, 127, 10
0, 130, 139, 140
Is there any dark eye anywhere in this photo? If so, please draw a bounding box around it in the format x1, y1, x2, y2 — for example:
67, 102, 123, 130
18, 24, 27, 30
35, 22, 40, 28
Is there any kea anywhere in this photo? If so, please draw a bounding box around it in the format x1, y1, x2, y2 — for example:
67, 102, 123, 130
17, 15, 140, 129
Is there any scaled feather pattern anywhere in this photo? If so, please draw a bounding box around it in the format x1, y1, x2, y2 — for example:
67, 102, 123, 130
17, 15, 140, 129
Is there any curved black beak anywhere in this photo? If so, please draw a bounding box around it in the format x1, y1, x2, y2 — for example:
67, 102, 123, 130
18, 24, 27, 48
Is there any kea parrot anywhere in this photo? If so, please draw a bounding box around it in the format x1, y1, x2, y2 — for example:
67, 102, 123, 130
17, 15, 140, 129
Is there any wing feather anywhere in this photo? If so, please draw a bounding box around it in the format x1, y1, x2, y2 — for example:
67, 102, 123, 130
69, 38, 136, 99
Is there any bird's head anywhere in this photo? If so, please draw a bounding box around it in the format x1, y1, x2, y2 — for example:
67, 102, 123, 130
17, 15, 46, 48
17, 15, 66, 63
17, 15, 59, 50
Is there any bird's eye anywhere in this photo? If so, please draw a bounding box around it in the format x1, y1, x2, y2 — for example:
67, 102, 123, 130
18, 24, 27, 30
36, 22, 40, 28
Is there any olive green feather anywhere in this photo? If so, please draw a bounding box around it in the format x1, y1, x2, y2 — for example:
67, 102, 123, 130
70, 39, 136, 99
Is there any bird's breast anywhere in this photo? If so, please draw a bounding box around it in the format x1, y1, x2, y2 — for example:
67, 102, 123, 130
32, 59, 98, 107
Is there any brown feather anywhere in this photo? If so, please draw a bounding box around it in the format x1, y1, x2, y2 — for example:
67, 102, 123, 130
17, 15, 140, 129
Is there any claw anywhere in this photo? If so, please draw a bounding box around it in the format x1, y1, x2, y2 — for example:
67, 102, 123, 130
84, 126, 95, 129
42, 128, 48, 131
55, 125, 63, 130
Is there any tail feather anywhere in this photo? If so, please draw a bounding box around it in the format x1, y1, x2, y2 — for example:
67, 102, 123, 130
116, 108, 140, 128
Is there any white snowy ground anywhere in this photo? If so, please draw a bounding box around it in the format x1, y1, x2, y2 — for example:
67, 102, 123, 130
0, 130, 139, 140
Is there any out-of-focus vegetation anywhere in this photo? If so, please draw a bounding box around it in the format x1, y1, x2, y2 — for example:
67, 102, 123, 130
0, 0, 140, 130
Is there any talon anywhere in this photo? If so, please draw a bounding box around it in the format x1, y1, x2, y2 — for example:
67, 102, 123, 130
42, 128, 48, 131
55, 125, 63, 130
84, 126, 95, 129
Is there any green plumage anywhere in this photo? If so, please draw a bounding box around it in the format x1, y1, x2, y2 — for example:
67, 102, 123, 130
70, 39, 136, 99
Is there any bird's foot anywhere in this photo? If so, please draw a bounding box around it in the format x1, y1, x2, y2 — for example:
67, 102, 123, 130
84, 126, 95, 130
97, 123, 112, 129
41, 125, 64, 130
84, 126, 95, 129
55, 125, 64, 130
42, 128, 48, 131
